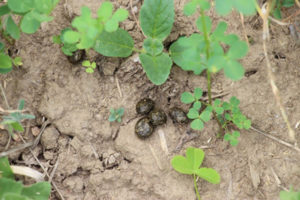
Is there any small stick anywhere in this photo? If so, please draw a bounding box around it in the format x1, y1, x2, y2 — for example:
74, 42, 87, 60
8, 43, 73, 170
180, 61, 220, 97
250, 126, 300, 152
115, 77, 123, 98
268, 16, 290, 26
32, 120, 50, 148
49, 160, 59, 183
282, 9, 300, 22
158, 129, 169, 155
0, 141, 34, 158
130, 0, 143, 35
240, 13, 250, 46
148, 143, 163, 170
295, 0, 300, 8
270, 167, 288, 191
201, 91, 230, 101
0, 82, 9, 109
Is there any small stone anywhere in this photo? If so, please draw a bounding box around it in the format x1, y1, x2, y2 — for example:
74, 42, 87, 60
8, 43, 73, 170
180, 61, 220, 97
41, 127, 60, 150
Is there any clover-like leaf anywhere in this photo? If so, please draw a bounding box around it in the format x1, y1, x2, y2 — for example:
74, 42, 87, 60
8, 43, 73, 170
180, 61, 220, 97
199, 110, 211, 122
195, 168, 221, 184
6, 16, 20, 40
191, 119, 204, 130
193, 101, 202, 110
181, 92, 195, 104
187, 108, 200, 119
194, 88, 203, 100
8, 0, 31, 13
224, 131, 240, 146
227, 40, 248, 59
196, 15, 212, 34
223, 60, 245, 81
139, 53, 172, 85
20, 11, 41, 34
140, 0, 174, 40
0, 5, 10, 17
97, 2, 113, 21
63, 31, 80, 44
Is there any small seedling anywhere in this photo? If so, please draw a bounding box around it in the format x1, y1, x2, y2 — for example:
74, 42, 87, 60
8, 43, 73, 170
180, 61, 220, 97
280, 188, 300, 200
82, 60, 96, 73
224, 131, 240, 146
0, 157, 51, 200
1, 99, 35, 135
171, 147, 220, 200
108, 107, 124, 123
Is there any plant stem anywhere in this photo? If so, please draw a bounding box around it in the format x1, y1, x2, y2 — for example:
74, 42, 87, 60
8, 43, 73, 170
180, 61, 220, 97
133, 47, 145, 54
193, 174, 201, 200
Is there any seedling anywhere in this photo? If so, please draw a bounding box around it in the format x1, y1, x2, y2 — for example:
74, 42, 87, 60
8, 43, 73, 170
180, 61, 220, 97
0, 0, 59, 73
1, 99, 35, 135
171, 147, 220, 200
108, 107, 124, 123
0, 157, 51, 200
82, 60, 96, 73
280, 188, 300, 200
271, 0, 295, 19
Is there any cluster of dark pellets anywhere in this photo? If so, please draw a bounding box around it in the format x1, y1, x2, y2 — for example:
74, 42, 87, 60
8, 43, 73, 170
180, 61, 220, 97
67, 50, 85, 64
135, 98, 188, 139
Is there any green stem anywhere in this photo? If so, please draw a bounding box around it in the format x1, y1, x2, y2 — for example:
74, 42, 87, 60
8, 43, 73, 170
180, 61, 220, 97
133, 47, 145, 54
194, 174, 201, 200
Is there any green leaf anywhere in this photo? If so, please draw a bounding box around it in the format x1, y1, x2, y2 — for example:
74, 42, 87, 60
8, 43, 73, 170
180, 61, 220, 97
0, 42, 4, 52
0, 5, 10, 17
140, 0, 174, 40
195, 168, 221, 184
215, 0, 233, 15
97, 2, 113, 21
0, 157, 14, 179
117, 108, 124, 116
21, 11, 41, 34
229, 96, 240, 106
212, 21, 227, 39
33, 0, 58, 15
194, 88, 203, 99
186, 147, 205, 170
183, 1, 197, 16
11, 122, 24, 132
215, 107, 224, 114
193, 101, 202, 110
282, 0, 295, 7
21, 182, 51, 200
8, 0, 32, 13
104, 19, 118, 32
191, 119, 204, 130
0, 178, 23, 199
0, 53, 12, 74
227, 40, 248, 59
280, 189, 300, 200
273, 7, 282, 19
187, 108, 200, 119
82, 60, 91, 67
139, 53, 172, 85
196, 15, 212, 34
31, 11, 53, 23
243, 119, 251, 129
112, 8, 128, 22
18, 99, 25, 110
3, 193, 29, 200
234, 0, 256, 15
143, 38, 164, 56
224, 60, 245, 80
199, 110, 211, 122
63, 30, 80, 44
181, 92, 195, 104
170, 34, 206, 74
6, 16, 20, 40
12, 57, 23, 67
94, 28, 134, 57
85, 68, 94, 73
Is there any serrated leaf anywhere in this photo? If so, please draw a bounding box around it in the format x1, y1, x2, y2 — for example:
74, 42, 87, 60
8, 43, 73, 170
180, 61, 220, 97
187, 108, 200, 119
140, 0, 174, 40
191, 119, 204, 130
0, 157, 14, 179
0, 53, 12, 74
195, 168, 221, 184
6, 16, 20, 40
21, 11, 41, 34
224, 60, 245, 80
170, 34, 206, 74
181, 92, 195, 104
194, 88, 203, 99
139, 53, 172, 85
196, 15, 212, 34
97, 2, 113, 21
8, 0, 32, 13
21, 182, 51, 200
143, 38, 163, 56
227, 40, 248, 59
63, 31, 80, 44
94, 28, 134, 57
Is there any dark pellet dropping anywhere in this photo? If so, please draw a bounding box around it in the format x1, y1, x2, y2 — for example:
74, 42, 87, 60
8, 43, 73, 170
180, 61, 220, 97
135, 117, 154, 138
67, 50, 85, 64
169, 107, 188, 124
136, 98, 155, 115
148, 109, 167, 126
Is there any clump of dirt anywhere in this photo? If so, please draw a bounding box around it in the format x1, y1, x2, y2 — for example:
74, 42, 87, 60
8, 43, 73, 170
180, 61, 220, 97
1, 0, 300, 200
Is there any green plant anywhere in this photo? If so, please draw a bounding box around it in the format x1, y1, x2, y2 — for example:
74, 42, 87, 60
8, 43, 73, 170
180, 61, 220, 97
82, 60, 96, 73
0, 0, 59, 73
271, 0, 295, 19
0, 157, 51, 200
108, 107, 124, 123
171, 147, 220, 200
1, 99, 35, 135
280, 188, 300, 200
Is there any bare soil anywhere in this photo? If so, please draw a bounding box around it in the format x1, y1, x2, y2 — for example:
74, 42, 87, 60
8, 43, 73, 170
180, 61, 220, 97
1, 0, 300, 200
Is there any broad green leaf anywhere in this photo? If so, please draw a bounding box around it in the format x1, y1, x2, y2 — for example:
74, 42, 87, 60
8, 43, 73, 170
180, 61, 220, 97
0, 178, 23, 199
186, 147, 205, 170
21, 182, 51, 200
187, 108, 199, 119
11, 122, 24, 132
215, 0, 233, 15
104, 19, 118, 32
8, 0, 32, 13
31, 11, 53, 22
181, 92, 195, 104
140, 0, 174, 40
170, 34, 206, 74
6, 16, 20, 40
193, 101, 202, 110
0, 42, 4, 52
139, 53, 172, 85
191, 119, 204, 130
199, 110, 211, 122
196, 15, 212, 34
112, 8, 128, 22
195, 168, 221, 184
21, 11, 41, 34
97, 2, 113, 21
3, 193, 29, 200
194, 88, 203, 99
234, 0, 256, 15
207, 55, 225, 73
183, 1, 197, 16
94, 28, 134, 57
0, 5, 10, 17
224, 60, 245, 80
227, 40, 248, 59
63, 31, 80, 44
0, 53, 12, 74
171, 156, 194, 175
33, 0, 57, 14
222, 34, 239, 45
143, 38, 163, 56
0, 157, 14, 179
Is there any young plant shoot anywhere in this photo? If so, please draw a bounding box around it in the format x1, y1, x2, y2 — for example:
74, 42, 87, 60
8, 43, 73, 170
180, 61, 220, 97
109, 107, 124, 123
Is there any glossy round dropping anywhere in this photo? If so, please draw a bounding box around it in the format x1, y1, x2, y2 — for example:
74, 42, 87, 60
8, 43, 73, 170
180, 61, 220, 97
169, 107, 188, 124
67, 50, 85, 64
135, 117, 154, 138
136, 98, 155, 115
148, 109, 167, 126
